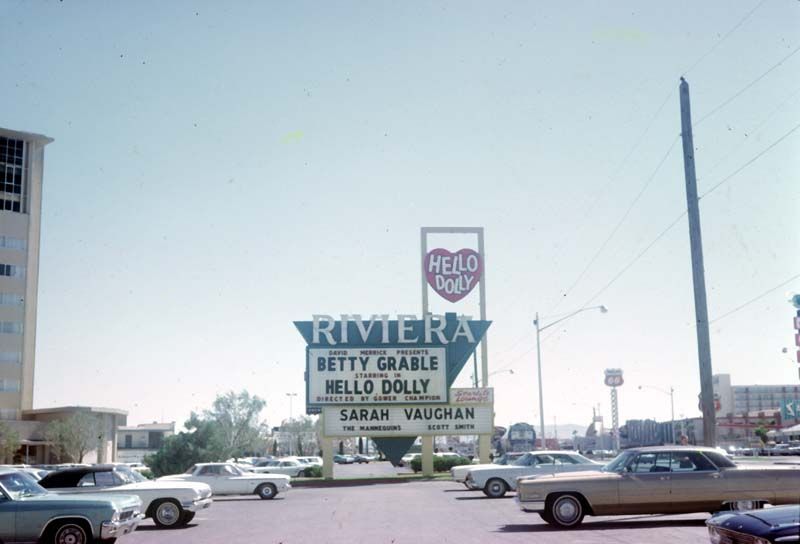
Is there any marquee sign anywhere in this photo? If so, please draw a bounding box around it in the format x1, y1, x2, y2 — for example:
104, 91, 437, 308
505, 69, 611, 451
424, 248, 483, 303
295, 313, 491, 413
322, 388, 494, 437
307, 347, 448, 405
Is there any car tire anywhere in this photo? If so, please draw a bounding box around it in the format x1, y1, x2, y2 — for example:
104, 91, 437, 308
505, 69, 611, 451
545, 494, 585, 528
539, 511, 555, 525
152, 499, 185, 528
256, 483, 278, 500
483, 478, 508, 498
180, 511, 196, 525
48, 521, 90, 544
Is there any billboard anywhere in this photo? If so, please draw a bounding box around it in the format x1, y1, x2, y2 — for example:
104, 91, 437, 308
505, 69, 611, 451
424, 248, 483, 303
307, 347, 448, 405
322, 388, 494, 437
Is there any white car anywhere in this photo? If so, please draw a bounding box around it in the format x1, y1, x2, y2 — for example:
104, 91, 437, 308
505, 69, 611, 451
451, 452, 526, 484
464, 451, 603, 498
297, 456, 323, 466
248, 459, 311, 477
159, 462, 291, 499
38, 464, 212, 528
398, 453, 421, 467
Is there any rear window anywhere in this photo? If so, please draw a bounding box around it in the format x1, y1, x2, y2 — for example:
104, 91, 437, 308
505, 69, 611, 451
703, 451, 736, 468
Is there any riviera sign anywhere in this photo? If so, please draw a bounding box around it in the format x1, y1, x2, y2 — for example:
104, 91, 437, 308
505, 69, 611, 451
295, 313, 490, 413
322, 388, 494, 437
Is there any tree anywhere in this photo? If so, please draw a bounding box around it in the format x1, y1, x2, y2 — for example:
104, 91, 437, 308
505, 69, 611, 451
44, 412, 100, 463
203, 391, 268, 459
0, 421, 20, 463
145, 390, 269, 477
145, 415, 224, 477
281, 416, 318, 456
754, 425, 769, 445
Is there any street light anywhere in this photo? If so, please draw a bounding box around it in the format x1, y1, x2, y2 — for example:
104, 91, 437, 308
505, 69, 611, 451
638, 385, 676, 443
286, 393, 298, 455
472, 368, 514, 386
534, 305, 607, 449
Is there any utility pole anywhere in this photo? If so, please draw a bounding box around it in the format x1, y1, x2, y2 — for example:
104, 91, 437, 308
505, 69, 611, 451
535, 313, 545, 449
679, 77, 716, 447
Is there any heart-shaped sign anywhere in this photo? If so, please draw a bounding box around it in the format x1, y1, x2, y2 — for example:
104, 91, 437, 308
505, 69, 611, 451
424, 248, 483, 303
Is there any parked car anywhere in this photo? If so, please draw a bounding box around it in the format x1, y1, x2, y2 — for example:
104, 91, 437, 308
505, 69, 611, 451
451, 452, 525, 484
465, 451, 603, 498
352, 454, 372, 464
334, 454, 355, 464
158, 463, 290, 499
516, 446, 800, 528
397, 453, 420, 467
297, 456, 323, 466
248, 459, 311, 477
38, 464, 212, 528
0, 467, 142, 544
707, 504, 800, 543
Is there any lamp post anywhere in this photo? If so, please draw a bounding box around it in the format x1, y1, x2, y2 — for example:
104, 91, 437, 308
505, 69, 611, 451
472, 368, 514, 386
638, 385, 676, 443
286, 393, 298, 455
534, 305, 608, 449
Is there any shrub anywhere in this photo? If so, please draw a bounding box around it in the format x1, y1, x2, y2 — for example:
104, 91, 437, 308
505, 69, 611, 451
410, 455, 471, 473
302, 465, 322, 478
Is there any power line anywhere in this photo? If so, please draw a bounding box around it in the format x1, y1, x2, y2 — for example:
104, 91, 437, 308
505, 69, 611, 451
710, 273, 800, 324
694, 44, 800, 128
583, 212, 688, 308
577, 116, 800, 309
700, 85, 800, 180
681, 0, 768, 76
546, 88, 676, 314
553, 134, 681, 310
700, 120, 800, 199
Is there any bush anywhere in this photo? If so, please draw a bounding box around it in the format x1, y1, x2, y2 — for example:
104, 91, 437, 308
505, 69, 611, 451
409, 455, 471, 473
138, 469, 154, 480
302, 465, 322, 478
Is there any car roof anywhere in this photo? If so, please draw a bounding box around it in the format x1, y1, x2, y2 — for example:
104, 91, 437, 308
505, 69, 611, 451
621, 446, 722, 453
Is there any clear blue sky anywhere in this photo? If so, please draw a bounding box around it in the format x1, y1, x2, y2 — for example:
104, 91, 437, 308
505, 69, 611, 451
2, 0, 799, 433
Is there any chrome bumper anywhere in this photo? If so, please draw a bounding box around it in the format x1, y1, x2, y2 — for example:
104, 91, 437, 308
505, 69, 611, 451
183, 497, 213, 512
100, 513, 143, 539
515, 495, 546, 513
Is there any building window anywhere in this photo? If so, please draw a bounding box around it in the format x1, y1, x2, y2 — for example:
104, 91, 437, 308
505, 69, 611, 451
0, 137, 26, 214
0, 237, 26, 251
124, 434, 133, 448
0, 351, 21, 364
0, 378, 20, 392
0, 321, 23, 335
0, 264, 25, 278
0, 408, 17, 419
0, 293, 23, 306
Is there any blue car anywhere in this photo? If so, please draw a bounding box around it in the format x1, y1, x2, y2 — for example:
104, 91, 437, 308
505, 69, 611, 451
707, 505, 800, 543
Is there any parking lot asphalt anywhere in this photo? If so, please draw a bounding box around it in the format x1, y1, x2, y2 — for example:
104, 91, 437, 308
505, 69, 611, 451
126, 478, 710, 544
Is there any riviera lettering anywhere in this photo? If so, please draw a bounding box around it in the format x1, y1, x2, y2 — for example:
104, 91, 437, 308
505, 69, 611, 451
311, 314, 475, 345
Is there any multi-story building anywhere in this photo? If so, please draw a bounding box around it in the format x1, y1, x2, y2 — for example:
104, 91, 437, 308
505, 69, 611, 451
116, 422, 175, 464
0, 128, 52, 421
713, 373, 800, 424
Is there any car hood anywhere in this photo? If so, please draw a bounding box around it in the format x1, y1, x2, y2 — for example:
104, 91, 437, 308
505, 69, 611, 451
117, 480, 212, 496
518, 470, 612, 484
744, 505, 800, 526
160, 473, 291, 482
21, 492, 142, 510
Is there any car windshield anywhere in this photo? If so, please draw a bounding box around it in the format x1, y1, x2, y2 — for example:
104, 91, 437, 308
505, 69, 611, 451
511, 453, 537, 466
601, 451, 636, 472
0, 472, 48, 498
114, 466, 146, 483
184, 465, 197, 475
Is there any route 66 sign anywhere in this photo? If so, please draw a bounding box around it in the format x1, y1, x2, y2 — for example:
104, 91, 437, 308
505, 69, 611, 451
604, 368, 624, 387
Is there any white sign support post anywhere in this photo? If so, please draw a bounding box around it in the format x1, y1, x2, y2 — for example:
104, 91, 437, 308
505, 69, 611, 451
421, 227, 491, 473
